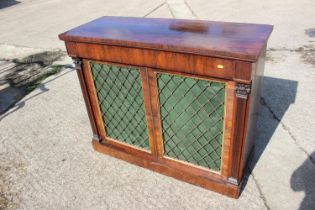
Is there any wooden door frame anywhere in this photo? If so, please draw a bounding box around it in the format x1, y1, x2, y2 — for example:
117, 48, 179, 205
82, 59, 156, 161
147, 68, 236, 179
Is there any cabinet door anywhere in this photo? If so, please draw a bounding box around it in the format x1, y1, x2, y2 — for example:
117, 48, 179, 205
156, 72, 225, 171
84, 60, 155, 155
148, 70, 235, 177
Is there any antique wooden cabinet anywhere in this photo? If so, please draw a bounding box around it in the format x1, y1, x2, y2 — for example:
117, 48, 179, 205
59, 17, 272, 198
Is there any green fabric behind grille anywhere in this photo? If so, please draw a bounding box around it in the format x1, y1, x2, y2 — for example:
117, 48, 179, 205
90, 62, 150, 150
157, 73, 225, 171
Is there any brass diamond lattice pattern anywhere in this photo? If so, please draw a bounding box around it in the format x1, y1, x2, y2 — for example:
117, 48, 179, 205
157, 73, 225, 171
90, 62, 150, 150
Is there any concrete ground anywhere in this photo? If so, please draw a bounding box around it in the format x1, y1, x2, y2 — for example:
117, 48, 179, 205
0, 0, 315, 209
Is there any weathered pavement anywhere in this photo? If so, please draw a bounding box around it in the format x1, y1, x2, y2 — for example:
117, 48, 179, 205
1, 0, 315, 209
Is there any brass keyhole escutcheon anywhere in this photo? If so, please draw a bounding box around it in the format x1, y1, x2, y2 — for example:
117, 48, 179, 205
217, 64, 224, 69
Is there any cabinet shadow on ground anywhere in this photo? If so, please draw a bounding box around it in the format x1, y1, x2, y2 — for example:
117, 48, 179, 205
249, 76, 298, 172
240, 77, 292, 183
0, 69, 74, 121
291, 151, 315, 210
241, 76, 315, 209
0, 0, 20, 9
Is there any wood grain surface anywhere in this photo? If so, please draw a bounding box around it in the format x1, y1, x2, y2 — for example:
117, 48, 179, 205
59, 16, 273, 61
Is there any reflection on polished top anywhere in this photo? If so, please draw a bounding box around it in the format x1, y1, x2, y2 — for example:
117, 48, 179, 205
59, 16, 273, 62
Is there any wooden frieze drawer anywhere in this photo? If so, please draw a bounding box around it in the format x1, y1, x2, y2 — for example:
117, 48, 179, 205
59, 17, 273, 198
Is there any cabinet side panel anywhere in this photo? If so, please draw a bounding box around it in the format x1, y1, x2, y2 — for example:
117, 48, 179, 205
240, 47, 266, 175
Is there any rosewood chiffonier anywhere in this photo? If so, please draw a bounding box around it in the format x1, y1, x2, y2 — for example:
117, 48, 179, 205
59, 17, 273, 198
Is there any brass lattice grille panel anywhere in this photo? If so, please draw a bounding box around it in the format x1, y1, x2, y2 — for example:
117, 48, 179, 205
90, 62, 150, 150
157, 73, 225, 171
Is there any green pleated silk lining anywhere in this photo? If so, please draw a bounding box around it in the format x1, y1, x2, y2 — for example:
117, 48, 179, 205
90, 62, 150, 150
157, 73, 225, 171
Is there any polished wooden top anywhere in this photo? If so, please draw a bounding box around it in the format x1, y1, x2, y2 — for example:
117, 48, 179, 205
59, 16, 273, 62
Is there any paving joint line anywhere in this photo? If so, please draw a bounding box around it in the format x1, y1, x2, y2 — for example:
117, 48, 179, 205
260, 97, 315, 165
183, 0, 199, 19
251, 173, 271, 210
143, 2, 166, 17
165, 1, 175, 18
